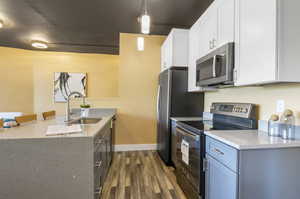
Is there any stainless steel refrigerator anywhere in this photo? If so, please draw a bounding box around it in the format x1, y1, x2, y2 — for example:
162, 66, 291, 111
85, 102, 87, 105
157, 67, 204, 165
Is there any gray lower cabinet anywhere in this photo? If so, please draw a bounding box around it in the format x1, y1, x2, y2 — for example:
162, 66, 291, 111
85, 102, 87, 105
205, 155, 237, 199
94, 118, 114, 199
0, 117, 115, 199
205, 136, 300, 199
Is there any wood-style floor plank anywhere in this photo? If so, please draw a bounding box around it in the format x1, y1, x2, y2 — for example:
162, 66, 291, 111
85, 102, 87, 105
101, 151, 187, 199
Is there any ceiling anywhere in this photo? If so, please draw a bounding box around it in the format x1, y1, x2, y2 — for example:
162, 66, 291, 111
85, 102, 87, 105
0, 0, 213, 54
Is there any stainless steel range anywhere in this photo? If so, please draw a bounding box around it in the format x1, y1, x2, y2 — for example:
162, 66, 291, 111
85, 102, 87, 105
175, 103, 257, 199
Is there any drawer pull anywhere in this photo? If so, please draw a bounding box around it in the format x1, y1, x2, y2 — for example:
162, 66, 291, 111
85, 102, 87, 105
213, 148, 224, 155
95, 161, 102, 168
94, 186, 102, 195
96, 139, 103, 144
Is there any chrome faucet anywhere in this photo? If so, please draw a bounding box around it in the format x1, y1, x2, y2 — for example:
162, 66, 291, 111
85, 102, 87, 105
65, 91, 85, 122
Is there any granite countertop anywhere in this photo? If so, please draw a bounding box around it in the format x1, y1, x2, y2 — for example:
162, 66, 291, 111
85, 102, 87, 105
204, 130, 300, 150
171, 117, 202, 122
0, 108, 116, 140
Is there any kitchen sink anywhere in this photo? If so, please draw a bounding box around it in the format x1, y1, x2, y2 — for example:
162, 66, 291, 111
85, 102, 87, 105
69, 118, 102, 125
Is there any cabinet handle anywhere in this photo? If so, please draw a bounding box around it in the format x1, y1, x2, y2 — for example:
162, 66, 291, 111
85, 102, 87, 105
212, 38, 217, 48
234, 69, 237, 82
213, 148, 224, 155
94, 186, 102, 195
209, 40, 213, 49
95, 161, 102, 168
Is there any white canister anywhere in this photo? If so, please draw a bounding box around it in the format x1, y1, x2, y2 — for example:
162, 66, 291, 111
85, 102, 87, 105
280, 109, 296, 140
268, 114, 280, 137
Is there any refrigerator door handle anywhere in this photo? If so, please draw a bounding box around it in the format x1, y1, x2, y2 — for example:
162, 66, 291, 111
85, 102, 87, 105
156, 85, 161, 121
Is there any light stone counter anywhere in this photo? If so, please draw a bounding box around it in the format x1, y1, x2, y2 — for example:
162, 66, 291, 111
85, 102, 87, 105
0, 108, 116, 139
204, 130, 300, 150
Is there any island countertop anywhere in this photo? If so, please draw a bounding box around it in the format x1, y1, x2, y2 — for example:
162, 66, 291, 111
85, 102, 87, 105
0, 108, 116, 140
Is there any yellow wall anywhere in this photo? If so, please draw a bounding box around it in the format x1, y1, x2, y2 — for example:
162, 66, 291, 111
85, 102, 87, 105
204, 84, 300, 124
116, 33, 165, 144
0, 33, 165, 145
50, 33, 164, 145
0, 47, 34, 113
32, 52, 119, 115
0, 47, 119, 115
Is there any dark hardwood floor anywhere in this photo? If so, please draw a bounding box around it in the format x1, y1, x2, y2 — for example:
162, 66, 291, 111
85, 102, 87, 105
101, 151, 187, 199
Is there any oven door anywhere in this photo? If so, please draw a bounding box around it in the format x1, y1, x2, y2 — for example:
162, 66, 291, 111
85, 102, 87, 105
176, 127, 204, 198
196, 42, 234, 86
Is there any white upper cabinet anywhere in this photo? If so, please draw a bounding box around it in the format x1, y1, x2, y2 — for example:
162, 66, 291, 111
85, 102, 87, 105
235, 0, 300, 86
188, 0, 234, 92
198, 5, 218, 59
198, 0, 235, 59
217, 0, 235, 46
188, 19, 201, 92
161, 29, 189, 71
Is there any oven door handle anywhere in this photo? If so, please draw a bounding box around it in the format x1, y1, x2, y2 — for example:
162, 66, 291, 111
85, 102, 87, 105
176, 127, 200, 141
212, 55, 217, 78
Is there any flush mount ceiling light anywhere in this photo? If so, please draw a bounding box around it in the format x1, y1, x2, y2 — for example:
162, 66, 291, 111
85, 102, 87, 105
31, 40, 48, 49
137, 37, 144, 51
140, 0, 151, 34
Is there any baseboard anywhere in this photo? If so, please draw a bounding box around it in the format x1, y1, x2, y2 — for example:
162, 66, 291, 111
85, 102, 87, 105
114, 144, 157, 152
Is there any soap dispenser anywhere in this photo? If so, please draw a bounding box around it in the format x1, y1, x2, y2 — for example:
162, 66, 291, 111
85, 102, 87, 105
280, 109, 295, 140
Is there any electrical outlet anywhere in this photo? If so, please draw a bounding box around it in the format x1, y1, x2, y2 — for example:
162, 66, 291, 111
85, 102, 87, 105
276, 100, 285, 113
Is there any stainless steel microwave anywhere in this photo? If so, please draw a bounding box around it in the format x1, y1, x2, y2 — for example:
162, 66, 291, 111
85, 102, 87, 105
196, 42, 234, 87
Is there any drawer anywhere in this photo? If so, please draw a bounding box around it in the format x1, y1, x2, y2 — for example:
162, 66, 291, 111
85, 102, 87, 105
206, 136, 238, 172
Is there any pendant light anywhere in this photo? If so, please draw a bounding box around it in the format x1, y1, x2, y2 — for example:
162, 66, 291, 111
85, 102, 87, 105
140, 0, 150, 34
0, 20, 4, 29
137, 37, 144, 51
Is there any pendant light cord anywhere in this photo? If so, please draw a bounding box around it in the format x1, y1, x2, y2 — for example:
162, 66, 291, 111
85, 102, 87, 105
144, 0, 148, 15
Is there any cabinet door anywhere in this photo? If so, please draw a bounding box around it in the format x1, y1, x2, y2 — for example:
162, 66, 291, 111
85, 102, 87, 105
106, 126, 112, 167
172, 29, 189, 67
164, 35, 173, 69
161, 38, 172, 71
235, 0, 277, 86
188, 22, 200, 92
205, 155, 238, 199
100, 137, 107, 186
199, 5, 218, 58
161, 43, 166, 71
216, 0, 235, 47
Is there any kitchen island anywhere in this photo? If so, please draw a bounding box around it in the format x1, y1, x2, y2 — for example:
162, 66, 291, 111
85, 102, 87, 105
0, 108, 116, 199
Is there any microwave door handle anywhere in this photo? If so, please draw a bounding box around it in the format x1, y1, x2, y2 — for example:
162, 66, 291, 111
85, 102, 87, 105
212, 55, 217, 78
